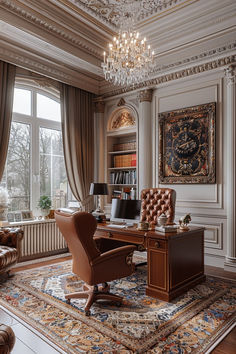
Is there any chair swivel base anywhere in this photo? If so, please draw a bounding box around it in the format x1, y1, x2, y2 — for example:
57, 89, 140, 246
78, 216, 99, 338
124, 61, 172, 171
65, 283, 123, 316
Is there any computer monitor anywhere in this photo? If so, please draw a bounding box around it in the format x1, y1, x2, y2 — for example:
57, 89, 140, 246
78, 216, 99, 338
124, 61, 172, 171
110, 199, 141, 225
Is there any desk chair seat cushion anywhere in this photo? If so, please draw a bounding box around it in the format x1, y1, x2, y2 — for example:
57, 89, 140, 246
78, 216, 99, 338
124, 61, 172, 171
140, 188, 176, 227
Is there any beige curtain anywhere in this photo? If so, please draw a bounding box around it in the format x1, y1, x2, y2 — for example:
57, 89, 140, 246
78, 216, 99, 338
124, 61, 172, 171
0, 61, 16, 181
60, 84, 94, 211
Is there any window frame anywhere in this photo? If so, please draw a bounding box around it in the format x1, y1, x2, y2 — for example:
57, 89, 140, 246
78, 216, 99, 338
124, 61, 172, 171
11, 83, 63, 214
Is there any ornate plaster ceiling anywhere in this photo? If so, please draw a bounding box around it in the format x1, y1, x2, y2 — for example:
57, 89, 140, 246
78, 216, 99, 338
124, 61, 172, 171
0, 0, 235, 95
65, 0, 186, 28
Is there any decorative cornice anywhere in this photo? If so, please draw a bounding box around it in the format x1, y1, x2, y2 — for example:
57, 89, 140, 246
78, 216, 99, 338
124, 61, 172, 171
138, 89, 153, 103
0, 0, 102, 60
224, 65, 236, 86
151, 42, 236, 76
67, 0, 189, 28
102, 54, 236, 98
93, 97, 105, 113
117, 98, 126, 106
0, 46, 99, 94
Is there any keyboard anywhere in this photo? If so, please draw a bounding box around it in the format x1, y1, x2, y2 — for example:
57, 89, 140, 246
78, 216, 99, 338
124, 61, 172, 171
108, 224, 126, 229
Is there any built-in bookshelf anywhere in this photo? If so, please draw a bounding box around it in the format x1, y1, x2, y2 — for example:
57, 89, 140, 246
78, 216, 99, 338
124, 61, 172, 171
106, 128, 137, 203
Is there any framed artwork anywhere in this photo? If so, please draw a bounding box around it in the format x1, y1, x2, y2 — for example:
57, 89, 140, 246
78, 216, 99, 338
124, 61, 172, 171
158, 102, 216, 184
14, 213, 22, 222
21, 211, 34, 220
7, 213, 15, 222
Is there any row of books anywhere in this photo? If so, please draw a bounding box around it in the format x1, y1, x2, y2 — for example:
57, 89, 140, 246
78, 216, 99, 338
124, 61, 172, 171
113, 141, 136, 152
112, 188, 136, 200
114, 154, 136, 167
110, 170, 137, 185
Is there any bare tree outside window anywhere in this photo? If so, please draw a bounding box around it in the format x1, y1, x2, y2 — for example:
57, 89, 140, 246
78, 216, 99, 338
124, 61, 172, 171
5, 122, 30, 211
0, 85, 68, 214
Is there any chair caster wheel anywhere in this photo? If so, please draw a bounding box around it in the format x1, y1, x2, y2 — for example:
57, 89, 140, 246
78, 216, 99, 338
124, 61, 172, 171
85, 310, 91, 316
66, 299, 71, 304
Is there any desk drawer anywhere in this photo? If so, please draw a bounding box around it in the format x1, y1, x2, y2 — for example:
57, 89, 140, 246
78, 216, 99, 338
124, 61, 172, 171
95, 229, 145, 245
148, 238, 167, 250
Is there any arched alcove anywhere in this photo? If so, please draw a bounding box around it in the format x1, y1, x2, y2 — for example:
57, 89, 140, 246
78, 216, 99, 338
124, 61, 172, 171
107, 107, 136, 132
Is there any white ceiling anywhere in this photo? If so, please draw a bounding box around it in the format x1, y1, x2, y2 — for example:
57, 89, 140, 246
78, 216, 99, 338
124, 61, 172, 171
0, 0, 235, 95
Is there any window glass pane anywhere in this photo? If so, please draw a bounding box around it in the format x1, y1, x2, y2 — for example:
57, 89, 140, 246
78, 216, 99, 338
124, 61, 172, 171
37, 93, 61, 122
3, 122, 31, 211
13, 88, 31, 115
40, 127, 67, 208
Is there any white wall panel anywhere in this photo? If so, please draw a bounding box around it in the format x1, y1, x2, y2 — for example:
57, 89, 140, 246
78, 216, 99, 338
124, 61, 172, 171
153, 71, 227, 267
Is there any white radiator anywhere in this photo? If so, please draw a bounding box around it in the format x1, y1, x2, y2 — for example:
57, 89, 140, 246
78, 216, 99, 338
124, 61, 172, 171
13, 220, 68, 261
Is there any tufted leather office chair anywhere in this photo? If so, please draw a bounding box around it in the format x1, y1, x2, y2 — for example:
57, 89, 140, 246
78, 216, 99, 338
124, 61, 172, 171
140, 188, 176, 228
55, 209, 136, 315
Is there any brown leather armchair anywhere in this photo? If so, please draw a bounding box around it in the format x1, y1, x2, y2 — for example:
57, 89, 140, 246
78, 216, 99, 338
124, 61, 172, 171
0, 227, 24, 276
140, 188, 176, 228
55, 209, 136, 315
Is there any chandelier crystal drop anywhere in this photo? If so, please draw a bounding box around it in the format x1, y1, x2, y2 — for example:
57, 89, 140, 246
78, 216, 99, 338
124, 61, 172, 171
102, 15, 154, 86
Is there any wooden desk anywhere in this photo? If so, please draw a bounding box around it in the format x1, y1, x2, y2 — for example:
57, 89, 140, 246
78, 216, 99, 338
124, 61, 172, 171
95, 224, 205, 301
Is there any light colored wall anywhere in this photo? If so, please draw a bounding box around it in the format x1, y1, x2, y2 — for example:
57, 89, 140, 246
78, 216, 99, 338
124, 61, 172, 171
152, 70, 227, 268
102, 68, 230, 268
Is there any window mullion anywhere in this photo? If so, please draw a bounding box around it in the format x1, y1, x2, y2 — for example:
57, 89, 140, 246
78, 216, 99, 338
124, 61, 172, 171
31, 91, 40, 215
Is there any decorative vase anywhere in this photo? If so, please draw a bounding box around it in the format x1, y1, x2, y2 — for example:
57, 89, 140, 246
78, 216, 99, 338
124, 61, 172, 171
0, 203, 8, 221
158, 213, 168, 227
41, 209, 50, 218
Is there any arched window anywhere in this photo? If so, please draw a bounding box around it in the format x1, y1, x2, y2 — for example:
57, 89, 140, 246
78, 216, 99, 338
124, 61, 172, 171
1, 84, 68, 214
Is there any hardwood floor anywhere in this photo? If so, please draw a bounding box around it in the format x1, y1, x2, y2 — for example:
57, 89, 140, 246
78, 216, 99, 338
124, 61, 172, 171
0, 256, 235, 353
204, 265, 236, 354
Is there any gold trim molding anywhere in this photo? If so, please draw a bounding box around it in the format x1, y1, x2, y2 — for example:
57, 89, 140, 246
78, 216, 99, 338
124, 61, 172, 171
138, 89, 153, 103
224, 65, 236, 86
102, 54, 236, 98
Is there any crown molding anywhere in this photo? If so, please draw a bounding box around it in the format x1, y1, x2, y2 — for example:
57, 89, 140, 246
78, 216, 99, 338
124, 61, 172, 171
152, 42, 236, 76
100, 54, 236, 97
0, 0, 106, 61
0, 42, 100, 94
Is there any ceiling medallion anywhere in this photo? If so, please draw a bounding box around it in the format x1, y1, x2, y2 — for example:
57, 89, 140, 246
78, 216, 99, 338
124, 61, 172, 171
101, 0, 155, 86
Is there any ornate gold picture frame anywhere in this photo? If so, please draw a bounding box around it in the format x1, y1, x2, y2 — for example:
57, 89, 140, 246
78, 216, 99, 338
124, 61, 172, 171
158, 102, 216, 184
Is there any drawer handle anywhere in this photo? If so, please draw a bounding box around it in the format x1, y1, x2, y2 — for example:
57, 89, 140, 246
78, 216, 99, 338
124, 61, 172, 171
108, 232, 113, 238
155, 241, 160, 248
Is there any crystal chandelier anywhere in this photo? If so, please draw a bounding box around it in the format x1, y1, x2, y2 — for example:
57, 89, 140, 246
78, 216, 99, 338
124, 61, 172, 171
101, 2, 154, 86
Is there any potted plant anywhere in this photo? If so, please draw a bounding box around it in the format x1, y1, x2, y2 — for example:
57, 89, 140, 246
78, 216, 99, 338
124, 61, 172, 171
0, 187, 9, 221
38, 195, 52, 218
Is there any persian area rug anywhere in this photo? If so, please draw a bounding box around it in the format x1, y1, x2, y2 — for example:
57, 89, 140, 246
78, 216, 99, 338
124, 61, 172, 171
0, 260, 235, 353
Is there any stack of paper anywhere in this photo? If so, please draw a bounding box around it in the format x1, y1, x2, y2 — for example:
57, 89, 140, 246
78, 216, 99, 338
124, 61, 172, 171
155, 225, 178, 233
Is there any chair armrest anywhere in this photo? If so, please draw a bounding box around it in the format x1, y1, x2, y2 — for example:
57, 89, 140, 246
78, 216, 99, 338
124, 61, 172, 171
91, 245, 136, 266
0, 228, 24, 259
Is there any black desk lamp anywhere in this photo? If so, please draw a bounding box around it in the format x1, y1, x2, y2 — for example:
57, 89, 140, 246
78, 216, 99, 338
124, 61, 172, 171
89, 183, 108, 221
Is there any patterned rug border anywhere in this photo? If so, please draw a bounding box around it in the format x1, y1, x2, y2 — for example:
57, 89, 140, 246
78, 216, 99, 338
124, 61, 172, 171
202, 320, 236, 354
11, 261, 236, 352
12, 280, 235, 353
0, 300, 68, 353
1, 260, 236, 353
